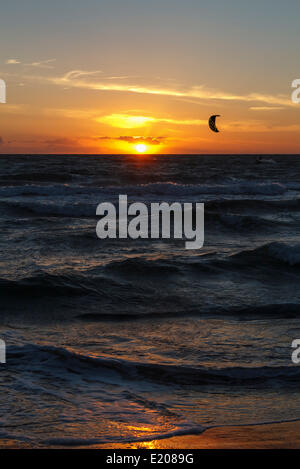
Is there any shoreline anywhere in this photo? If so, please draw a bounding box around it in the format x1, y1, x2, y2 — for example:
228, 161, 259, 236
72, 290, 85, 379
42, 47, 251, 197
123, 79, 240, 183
1, 421, 300, 449
95, 421, 300, 449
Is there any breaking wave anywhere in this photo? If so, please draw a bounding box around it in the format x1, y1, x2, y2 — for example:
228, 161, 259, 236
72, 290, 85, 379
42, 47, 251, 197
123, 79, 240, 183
231, 242, 300, 267
7, 344, 300, 386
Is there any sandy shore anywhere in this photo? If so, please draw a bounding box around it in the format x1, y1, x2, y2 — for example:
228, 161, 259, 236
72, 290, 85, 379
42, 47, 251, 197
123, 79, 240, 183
94, 421, 300, 449
1, 421, 299, 449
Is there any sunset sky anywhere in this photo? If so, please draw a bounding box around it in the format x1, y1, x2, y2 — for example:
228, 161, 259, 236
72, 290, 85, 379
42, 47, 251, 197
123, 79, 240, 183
0, 0, 300, 154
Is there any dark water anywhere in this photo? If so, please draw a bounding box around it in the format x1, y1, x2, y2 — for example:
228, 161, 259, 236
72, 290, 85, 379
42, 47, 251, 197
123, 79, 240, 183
1, 154, 300, 447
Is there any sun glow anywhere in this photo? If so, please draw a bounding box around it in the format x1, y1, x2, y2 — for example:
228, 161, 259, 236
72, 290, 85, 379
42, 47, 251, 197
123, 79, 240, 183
136, 143, 147, 153
97, 114, 154, 128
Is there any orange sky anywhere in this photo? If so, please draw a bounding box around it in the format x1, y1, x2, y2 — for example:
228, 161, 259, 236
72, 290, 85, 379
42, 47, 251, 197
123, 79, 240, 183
0, 1, 300, 154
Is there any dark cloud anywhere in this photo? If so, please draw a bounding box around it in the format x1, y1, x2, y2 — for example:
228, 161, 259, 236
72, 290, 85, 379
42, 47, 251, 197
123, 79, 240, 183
97, 136, 166, 145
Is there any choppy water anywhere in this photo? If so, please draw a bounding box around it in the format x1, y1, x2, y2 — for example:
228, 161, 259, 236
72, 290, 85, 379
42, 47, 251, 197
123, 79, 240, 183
1, 154, 300, 447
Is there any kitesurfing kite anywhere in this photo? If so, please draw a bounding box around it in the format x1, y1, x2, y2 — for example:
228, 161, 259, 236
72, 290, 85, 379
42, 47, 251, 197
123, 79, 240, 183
209, 115, 221, 133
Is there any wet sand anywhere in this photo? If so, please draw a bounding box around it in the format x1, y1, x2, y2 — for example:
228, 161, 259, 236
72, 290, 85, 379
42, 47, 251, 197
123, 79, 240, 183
95, 421, 300, 449
1, 421, 299, 449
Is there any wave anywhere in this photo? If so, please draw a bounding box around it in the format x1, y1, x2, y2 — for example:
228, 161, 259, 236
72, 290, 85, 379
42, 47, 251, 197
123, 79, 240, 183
1, 172, 73, 184
206, 198, 300, 212
231, 242, 300, 267
0, 272, 130, 300
76, 310, 197, 321
41, 423, 206, 447
7, 344, 300, 386
226, 303, 300, 318
3, 198, 298, 221
1, 247, 299, 319
10, 417, 300, 447
0, 180, 291, 199
1, 179, 298, 219
206, 211, 286, 231
76, 303, 300, 321
0, 199, 97, 218
105, 257, 180, 275
121, 181, 288, 196
41, 418, 300, 447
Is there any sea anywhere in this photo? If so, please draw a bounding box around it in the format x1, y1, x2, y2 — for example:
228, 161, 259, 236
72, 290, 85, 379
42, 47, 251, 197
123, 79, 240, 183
0, 154, 300, 447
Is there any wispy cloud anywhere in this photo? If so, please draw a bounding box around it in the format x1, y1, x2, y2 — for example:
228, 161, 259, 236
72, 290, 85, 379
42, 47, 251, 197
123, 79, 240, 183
0, 104, 25, 114
97, 113, 207, 128
43, 107, 99, 119
5, 59, 21, 65
25, 59, 56, 69
43, 108, 207, 127
5, 58, 56, 68
97, 136, 166, 145
250, 106, 285, 111
61, 70, 103, 80
223, 120, 300, 133
42, 107, 300, 134
30, 69, 294, 108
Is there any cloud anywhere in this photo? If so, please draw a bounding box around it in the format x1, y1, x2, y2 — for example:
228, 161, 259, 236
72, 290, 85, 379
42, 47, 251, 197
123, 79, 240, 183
250, 106, 285, 111
221, 120, 300, 133
25, 59, 56, 69
97, 113, 207, 128
98, 114, 155, 128
5, 58, 56, 68
32, 69, 294, 108
45, 108, 300, 134
102, 75, 132, 80
0, 104, 25, 114
4, 65, 296, 108
0, 137, 3, 144
5, 59, 21, 65
43, 109, 207, 128
44, 107, 99, 119
97, 136, 166, 145
61, 70, 103, 80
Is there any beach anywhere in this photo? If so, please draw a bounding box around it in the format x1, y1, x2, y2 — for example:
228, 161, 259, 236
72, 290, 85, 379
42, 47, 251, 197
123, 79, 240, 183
1, 421, 299, 449
97, 421, 300, 449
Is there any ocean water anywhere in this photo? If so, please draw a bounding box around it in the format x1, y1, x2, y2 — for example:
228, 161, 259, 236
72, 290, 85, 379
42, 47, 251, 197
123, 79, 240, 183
1, 154, 300, 447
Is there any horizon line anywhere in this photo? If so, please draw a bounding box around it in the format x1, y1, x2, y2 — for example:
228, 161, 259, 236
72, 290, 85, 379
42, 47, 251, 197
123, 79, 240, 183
1, 153, 300, 157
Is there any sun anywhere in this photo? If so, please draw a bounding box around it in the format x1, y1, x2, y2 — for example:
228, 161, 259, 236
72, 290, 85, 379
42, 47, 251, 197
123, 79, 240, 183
136, 143, 147, 153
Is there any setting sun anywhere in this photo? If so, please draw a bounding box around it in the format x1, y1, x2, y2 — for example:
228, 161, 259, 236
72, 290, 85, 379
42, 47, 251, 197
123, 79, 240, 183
136, 144, 147, 153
